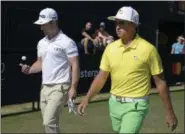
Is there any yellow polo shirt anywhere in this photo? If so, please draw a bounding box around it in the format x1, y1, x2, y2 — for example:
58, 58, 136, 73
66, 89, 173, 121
100, 35, 163, 97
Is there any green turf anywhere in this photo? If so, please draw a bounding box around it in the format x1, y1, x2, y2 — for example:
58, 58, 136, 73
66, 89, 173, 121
1, 91, 184, 133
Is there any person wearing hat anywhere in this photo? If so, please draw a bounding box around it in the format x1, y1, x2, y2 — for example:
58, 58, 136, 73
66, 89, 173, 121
19, 8, 79, 133
95, 22, 114, 47
77, 6, 178, 133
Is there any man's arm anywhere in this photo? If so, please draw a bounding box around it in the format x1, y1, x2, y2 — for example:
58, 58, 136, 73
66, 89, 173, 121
29, 57, 42, 74
77, 70, 109, 115
20, 57, 42, 74
149, 47, 177, 131
82, 32, 94, 42
171, 48, 174, 54
68, 56, 80, 89
85, 70, 109, 101
171, 44, 175, 54
152, 73, 175, 115
153, 73, 178, 131
98, 32, 106, 39
77, 45, 110, 115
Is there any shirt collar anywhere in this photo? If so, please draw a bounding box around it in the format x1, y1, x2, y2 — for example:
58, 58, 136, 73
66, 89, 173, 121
118, 34, 140, 49
45, 30, 63, 42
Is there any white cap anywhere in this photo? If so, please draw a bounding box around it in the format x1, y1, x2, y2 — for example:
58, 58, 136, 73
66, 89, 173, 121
108, 6, 139, 25
34, 8, 58, 25
100, 22, 105, 27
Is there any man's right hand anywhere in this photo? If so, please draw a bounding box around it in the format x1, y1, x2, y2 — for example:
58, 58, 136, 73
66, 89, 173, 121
19, 63, 31, 75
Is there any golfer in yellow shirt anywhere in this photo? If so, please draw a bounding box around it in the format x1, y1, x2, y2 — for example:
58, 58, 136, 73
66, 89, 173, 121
77, 6, 178, 133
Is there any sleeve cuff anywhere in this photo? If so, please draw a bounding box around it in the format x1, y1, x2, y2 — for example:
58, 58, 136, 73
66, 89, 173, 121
99, 66, 110, 72
151, 69, 163, 76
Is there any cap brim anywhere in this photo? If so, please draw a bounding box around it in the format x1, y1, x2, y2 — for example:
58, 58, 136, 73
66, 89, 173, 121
107, 16, 116, 21
108, 16, 141, 25
34, 19, 50, 25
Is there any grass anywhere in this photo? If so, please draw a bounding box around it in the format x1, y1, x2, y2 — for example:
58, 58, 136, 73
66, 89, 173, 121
1, 91, 184, 133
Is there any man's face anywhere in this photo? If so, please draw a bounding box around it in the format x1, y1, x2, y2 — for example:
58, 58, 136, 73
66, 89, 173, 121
85, 22, 92, 30
100, 26, 105, 31
177, 37, 185, 44
115, 19, 136, 38
40, 21, 55, 35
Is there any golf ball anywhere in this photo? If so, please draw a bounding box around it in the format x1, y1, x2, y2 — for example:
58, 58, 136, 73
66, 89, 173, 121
21, 56, 27, 61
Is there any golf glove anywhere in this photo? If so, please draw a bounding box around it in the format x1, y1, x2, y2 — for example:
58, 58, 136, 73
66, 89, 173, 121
67, 98, 77, 115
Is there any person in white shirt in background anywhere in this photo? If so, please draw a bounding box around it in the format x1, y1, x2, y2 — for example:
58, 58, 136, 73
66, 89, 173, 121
19, 8, 79, 133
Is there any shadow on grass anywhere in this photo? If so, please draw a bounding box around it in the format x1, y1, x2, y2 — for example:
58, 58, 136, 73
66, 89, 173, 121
1, 99, 108, 118
1, 108, 40, 118
2, 90, 183, 118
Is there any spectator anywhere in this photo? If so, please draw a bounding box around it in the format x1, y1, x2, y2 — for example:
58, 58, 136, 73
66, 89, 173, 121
81, 22, 98, 54
171, 35, 185, 54
95, 22, 114, 47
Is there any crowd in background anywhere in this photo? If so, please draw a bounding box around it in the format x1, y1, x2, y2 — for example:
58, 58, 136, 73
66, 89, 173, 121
78, 21, 114, 55
77, 21, 185, 55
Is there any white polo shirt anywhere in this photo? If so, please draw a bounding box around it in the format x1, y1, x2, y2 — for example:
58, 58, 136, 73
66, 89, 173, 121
37, 30, 79, 85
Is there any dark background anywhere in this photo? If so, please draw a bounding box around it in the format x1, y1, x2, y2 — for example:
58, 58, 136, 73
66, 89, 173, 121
1, 1, 185, 106
2, 1, 184, 52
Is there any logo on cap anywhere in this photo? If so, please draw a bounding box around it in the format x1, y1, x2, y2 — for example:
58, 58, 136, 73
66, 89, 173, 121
40, 15, 46, 18
132, 16, 137, 22
118, 9, 123, 14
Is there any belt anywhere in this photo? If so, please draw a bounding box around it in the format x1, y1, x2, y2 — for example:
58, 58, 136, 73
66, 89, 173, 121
111, 94, 148, 103
42, 83, 70, 90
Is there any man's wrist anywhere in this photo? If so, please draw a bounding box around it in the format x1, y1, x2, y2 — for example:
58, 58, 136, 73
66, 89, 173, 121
70, 84, 77, 90
167, 109, 175, 115
84, 96, 90, 102
28, 67, 33, 74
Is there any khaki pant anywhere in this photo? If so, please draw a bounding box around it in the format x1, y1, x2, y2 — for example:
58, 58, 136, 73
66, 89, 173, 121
40, 84, 70, 133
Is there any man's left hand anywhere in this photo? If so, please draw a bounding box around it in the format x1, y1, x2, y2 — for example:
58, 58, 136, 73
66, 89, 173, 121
68, 87, 77, 100
166, 112, 178, 132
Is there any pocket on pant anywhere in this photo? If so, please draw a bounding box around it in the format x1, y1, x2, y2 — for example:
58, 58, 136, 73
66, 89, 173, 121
108, 97, 116, 109
59, 84, 70, 94
135, 101, 149, 111
108, 97, 121, 117
108, 97, 114, 113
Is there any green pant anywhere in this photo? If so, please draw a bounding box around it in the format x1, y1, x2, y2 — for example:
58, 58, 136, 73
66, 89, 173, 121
108, 96, 149, 133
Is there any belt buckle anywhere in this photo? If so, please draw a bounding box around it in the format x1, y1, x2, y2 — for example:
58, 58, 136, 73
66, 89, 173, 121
116, 96, 121, 102
122, 97, 126, 103
116, 96, 126, 103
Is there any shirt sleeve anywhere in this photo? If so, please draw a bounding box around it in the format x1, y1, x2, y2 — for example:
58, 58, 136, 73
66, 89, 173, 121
172, 43, 176, 49
65, 40, 79, 58
37, 42, 41, 58
149, 47, 164, 75
99, 46, 111, 72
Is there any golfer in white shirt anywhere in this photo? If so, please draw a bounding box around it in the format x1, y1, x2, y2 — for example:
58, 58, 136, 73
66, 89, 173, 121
19, 8, 79, 133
